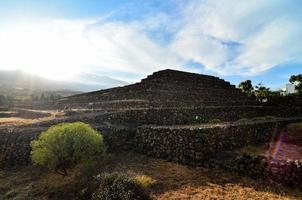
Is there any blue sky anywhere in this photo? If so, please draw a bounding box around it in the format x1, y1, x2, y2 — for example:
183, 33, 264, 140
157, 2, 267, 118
0, 0, 301, 89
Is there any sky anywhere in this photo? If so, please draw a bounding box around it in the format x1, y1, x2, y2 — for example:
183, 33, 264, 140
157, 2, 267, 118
0, 0, 301, 89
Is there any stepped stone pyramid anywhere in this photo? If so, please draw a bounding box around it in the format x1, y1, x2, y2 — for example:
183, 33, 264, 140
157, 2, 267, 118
2, 69, 301, 167
60, 69, 256, 109
58, 69, 264, 126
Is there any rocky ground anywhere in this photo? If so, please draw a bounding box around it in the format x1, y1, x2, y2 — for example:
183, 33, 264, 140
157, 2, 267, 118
1, 152, 301, 200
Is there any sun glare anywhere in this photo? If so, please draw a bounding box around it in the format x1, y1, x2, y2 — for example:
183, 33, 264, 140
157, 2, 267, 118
0, 20, 98, 80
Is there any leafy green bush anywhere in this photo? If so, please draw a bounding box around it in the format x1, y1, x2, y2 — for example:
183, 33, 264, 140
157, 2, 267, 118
89, 173, 151, 200
31, 122, 105, 176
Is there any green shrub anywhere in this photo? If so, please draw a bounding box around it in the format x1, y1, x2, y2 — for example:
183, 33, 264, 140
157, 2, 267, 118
31, 122, 105, 176
90, 173, 151, 200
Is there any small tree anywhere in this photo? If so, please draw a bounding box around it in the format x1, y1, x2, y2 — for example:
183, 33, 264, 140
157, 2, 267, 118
289, 74, 302, 94
31, 122, 105, 176
254, 83, 270, 103
238, 80, 254, 95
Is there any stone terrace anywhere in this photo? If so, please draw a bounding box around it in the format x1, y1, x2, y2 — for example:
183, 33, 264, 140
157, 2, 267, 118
59, 69, 257, 108
1, 69, 302, 169
58, 69, 301, 125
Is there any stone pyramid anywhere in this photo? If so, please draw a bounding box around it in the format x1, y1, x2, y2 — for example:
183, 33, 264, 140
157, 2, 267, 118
60, 69, 256, 109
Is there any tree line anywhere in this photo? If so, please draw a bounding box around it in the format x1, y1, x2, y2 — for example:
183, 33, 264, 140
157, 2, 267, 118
238, 74, 302, 102
0, 93, 62, 106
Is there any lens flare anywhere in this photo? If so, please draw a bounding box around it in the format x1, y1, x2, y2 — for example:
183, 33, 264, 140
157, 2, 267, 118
268, 127, 302, 162
268, 128, 287, 161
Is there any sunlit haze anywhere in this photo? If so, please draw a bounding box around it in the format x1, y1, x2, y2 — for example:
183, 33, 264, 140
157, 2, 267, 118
0, 0, 301, 87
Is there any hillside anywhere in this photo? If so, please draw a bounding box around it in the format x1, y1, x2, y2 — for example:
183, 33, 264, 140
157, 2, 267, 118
0, 70, 128, 100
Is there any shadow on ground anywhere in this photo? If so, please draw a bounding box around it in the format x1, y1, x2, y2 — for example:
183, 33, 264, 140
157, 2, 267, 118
0, 152, 301, 200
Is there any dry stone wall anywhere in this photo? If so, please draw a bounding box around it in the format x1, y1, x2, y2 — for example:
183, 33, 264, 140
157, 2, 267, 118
1, 117, 301, 168
0, 124, 134, 167
96, 106, 302, 127
134, 119, 301, 165
226, 154, 302, 187
0, 127, 45, 167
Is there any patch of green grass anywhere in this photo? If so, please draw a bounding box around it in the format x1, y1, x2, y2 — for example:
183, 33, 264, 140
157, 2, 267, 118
134, 175, 155, 188
288, 122, 302, 131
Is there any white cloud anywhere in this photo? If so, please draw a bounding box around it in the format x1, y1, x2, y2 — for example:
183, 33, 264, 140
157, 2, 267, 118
232, 18, 302, 74
0, 0, 301, 80
0, 18, 181, 80
171, 29, 229, 72
171, 0, 302, 75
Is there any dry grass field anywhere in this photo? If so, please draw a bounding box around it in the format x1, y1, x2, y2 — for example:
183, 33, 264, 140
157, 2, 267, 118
1, 152, 301, 200
0, 110, 65, 127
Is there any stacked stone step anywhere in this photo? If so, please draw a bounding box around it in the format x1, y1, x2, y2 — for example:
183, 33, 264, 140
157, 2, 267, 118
60, 99, 151, 110
139, 70, 251, 104
58, 69, 257, 110
94, 106, 264, 126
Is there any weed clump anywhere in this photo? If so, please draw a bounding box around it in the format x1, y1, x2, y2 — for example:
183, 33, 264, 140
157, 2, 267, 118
134, 175, 155, 188
83, 173, 151, 200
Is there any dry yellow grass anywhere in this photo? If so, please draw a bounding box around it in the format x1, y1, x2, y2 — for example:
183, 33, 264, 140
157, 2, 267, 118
0, 152, 301, 200
0, 110, 65, 127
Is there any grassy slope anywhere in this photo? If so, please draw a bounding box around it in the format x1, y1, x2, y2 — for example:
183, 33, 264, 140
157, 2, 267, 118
0, 152, 301, 200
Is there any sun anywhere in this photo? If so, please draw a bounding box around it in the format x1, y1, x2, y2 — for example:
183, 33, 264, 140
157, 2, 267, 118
0, 20, 94, 80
